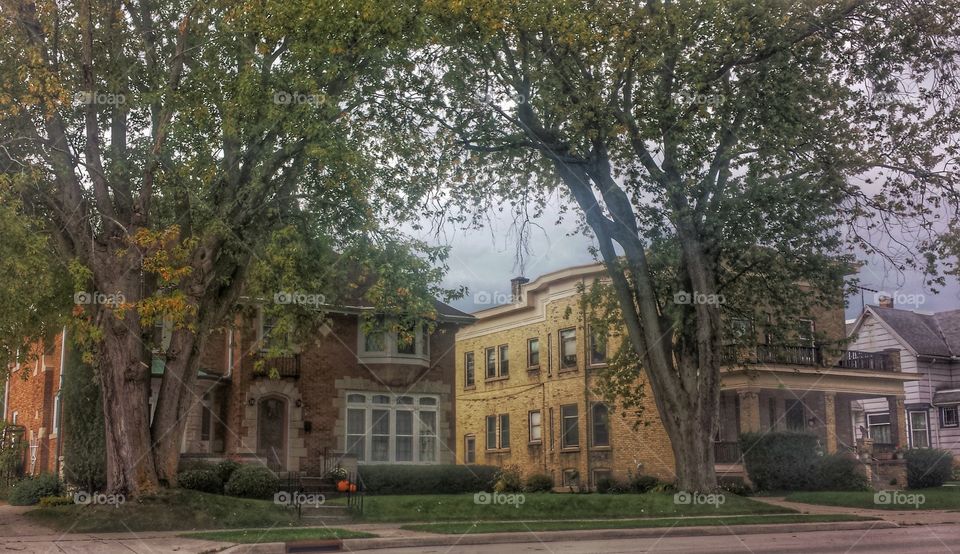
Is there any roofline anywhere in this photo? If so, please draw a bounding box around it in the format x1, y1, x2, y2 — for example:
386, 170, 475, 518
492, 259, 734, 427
237, 296, 475, 324
470, 262, 607, 319
849, 305, 920, 357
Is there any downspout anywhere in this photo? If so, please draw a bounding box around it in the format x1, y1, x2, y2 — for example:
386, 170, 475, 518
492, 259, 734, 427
55, 327, 66, 478
581, 278, 592, 491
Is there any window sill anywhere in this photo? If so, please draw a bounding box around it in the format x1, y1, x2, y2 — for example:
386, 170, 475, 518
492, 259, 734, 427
590, 445, 612, 451
558, 367, 579, 374
463, 385, 476, 391
528, 441, 542, 446
527, 366, 540, 372
485, 376, 510, 383
589, 362, 608, 368
560, 446, 581, 453
485, 448, 511, 453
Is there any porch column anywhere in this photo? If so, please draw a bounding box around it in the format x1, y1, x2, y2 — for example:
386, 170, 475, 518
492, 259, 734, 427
887, 395, 908, 448
823, 392, 838, 453
738, 389, 762, 433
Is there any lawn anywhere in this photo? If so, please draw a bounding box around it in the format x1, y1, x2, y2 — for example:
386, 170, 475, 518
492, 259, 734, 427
181, 527, 375, 543
24, 489, 309, 532
357, 492, 792, 523
786, 488, 960, 510
401, 513, 875, 534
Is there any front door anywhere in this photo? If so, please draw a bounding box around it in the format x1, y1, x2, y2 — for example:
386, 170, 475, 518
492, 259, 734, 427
258, 397, 287, 470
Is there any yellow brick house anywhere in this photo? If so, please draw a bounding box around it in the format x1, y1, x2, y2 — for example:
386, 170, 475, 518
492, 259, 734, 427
455, 263, 917, 489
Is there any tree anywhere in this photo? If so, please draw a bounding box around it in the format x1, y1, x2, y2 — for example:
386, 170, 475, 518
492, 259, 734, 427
416, 0, 960, 490
0, 0, 441, 495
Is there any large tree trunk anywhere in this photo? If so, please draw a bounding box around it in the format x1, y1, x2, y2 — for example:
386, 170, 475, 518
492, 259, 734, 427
665, 406, 718, 492
98, 308, 160, 496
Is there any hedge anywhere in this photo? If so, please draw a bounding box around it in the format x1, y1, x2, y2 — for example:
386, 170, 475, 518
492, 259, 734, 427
358, 464, 499, 494
178, 468, 224, 494
224, 465, 279, 499
9, 474, 62, 506
741, 432, 867, 491
905, 448, 954, 489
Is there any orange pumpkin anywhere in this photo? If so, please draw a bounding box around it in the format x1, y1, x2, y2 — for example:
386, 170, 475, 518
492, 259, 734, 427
337, 480, 350, 492
349, 483, 357, 493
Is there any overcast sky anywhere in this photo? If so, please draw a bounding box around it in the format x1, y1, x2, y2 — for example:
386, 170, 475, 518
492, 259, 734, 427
411, 200, 960, 321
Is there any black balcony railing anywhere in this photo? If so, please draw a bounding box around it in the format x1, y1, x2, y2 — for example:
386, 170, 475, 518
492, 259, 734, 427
722, 344, 895, 371
714, 441, 742, 464
253, 353, 301, 378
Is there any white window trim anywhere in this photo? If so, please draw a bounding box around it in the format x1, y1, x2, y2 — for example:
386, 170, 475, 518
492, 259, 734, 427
357, 324, 429, 365
908, 410, 930, 448
867, 412, 892, 443
345, 392, 439, 464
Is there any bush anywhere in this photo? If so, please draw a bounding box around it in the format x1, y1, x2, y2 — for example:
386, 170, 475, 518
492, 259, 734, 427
61, 347, 106, 493
178, 469, 224, 494
525, 473, 554, 492
494, 465, 524, 493
741, 432, 820, 491
215, 460, 241, 484
628, 474, 660, 493
358, 464, 499, 495
39, 495, 74, 507
9, 474, 62, 506
817, 454, 869, 491
718, 476, 752, 496
223, 465, 278, 499
905, 448, 954, 489
596, 476, 625, 494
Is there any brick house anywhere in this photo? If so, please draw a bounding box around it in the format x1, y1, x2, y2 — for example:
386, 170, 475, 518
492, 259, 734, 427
3, 300, 473, 478
455, 264, 917, 489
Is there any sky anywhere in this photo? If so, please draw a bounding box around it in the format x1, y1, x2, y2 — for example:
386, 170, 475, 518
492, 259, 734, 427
413, 201, 960, 321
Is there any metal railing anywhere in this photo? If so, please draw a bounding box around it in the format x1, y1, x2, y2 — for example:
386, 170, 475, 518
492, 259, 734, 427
714, 441, 742, 464
252, 353, 301, 378
723, 344, 895, 371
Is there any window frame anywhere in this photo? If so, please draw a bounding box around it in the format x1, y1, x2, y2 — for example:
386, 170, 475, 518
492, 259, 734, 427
940, 405, 960, 428
498, 344, 510, 377
486, 415, 497, 450
909, 410, 930, 448
867, 412, 893, 444
528, 410, 542, 444
499, 413, 511, 449
591, 403, 610, 447
464, 435, 476, 464
527, 338, 540, 369
484, 347, 497, 379
356, 321, 429, 363
589, 326, 607, 366
464, 351, 475, 387
559, 328, 577, 370
344, 392, 440, 464
560, 404, 580, 449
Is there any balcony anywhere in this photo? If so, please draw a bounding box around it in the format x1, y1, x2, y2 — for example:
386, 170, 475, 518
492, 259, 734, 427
714, 441, 742, 464
723, 344, 895, 371
252, 353, 301, 378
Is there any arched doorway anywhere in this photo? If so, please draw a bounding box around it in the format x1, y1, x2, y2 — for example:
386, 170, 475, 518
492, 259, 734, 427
257, 396, 287, 470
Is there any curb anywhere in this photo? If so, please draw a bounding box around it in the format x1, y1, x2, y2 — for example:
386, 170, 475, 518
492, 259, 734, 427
339, 520, 897, 551
218, 542, 286, 553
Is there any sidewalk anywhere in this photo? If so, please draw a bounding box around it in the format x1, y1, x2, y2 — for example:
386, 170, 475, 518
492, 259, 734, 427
750, 496, 960, 526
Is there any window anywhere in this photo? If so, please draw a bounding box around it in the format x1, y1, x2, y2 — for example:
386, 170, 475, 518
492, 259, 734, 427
201, 394, 212, 441
527, 338, 540, 368
785, 399, 805, 431
345, 393, 439, 463
940, 406, 959, 428
560, 328, 577, 369
867, 413, 892, 444
563, 468, 579, 487
529, 410, 542, 443
464, 435, 476, 464
11, 411, 17, 424
358, 320, 428, 360
52, 393, 61, 435
591, 403, 610, 447
729, 318, 754, 342
499, 414, 510, 449
561, 404, 579, 448
796, 319, 815, 346
910, 411, 929, 448
498, 345, 509, 377
486, 415, 497, 449
364, 329, 386, 353
589, 327, 607, 365
464, 352, 475, 387
396, 321, 417, 355
260, 315, 288, 351
485, 348, 497, 379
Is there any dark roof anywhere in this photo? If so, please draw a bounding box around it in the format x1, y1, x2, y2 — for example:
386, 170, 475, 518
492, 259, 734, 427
431, 299, 475, 322
933, 388, 960, 405
869, 306, 960, 358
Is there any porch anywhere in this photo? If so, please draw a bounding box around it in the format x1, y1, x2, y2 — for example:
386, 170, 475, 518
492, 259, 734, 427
714, 345, 917, 474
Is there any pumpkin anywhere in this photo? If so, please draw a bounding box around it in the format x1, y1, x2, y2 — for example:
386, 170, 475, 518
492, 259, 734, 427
349, 483, 357, 493
337, 480, 350, 492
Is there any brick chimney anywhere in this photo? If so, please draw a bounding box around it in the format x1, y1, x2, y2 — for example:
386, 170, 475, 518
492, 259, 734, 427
878, 295, 894, 309
510, 276, 529, 303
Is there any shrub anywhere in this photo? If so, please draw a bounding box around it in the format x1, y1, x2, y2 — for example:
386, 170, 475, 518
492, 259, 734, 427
718, 476, 752, 496
215, 460, 241, 484
905, 448, 954, 489
494, 465, 524, 493
628, 474, 660, 493
595, 476, 625, 494
39, 495, 74, 507
223, 465, 278, 499
358, 464, 499, 495
9, 474, 62, 506
525, 473, 554, 492
816, 454, 869, 491
61, 348, 106, 493
178, 469, 224, 494
741, 432, 820, 491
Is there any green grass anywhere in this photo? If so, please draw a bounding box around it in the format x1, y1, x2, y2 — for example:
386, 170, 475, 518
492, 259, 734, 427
181, 527, 375, 543
401, 513, 875, 534
786, 488, 960, 510
23, 489, 310, 532
356, 492, 792, 523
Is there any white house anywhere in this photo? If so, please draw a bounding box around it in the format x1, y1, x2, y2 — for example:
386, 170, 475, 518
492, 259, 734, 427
847, 300, 960, 455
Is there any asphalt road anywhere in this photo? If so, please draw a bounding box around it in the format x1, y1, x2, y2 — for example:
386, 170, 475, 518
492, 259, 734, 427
366, 524, 960, 553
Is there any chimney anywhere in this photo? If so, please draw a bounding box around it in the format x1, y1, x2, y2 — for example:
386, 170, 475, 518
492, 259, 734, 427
878, 295, 894, 309
510, 276, 529, 303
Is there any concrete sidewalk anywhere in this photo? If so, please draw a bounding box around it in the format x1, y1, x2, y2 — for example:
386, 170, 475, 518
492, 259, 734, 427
750, 496, 960, 526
